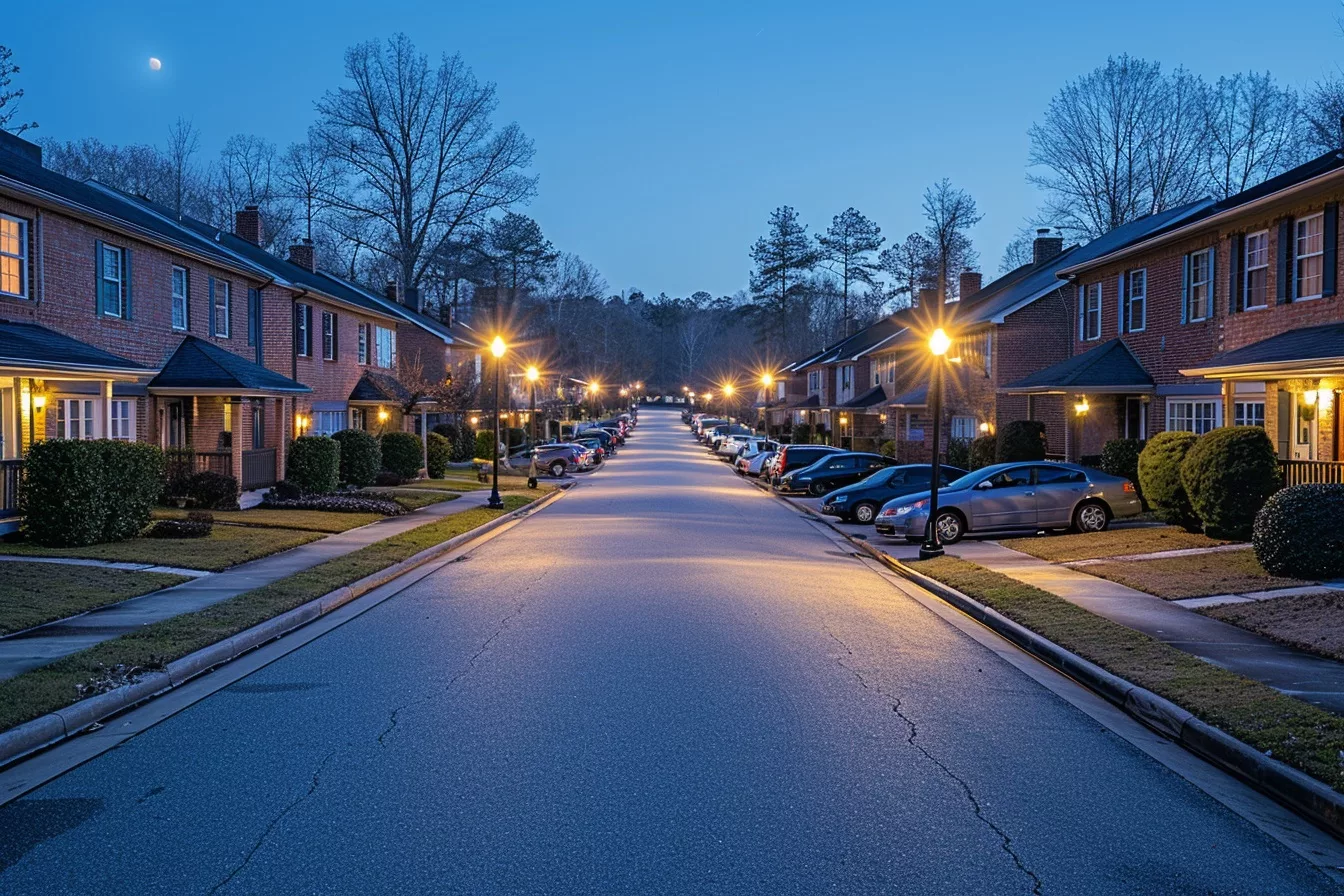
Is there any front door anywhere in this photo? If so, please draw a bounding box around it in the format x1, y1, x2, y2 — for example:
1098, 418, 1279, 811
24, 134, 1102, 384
1291, 393, 1317, 461
1124, 397, 1146, 440
969, 465, 1037, 530
1277, 391, 1292, 458
167, 401, 188, 448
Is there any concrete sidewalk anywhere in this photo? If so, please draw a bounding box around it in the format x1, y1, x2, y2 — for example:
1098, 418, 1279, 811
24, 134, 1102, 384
0, 490, 511, 681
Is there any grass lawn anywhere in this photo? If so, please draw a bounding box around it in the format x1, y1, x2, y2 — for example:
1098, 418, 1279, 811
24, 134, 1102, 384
1203, 592, 1344, 662
154, 507, 385, 533
1, 525, 322, 572
909, 555, 1344, 794
999, 526, 1234, 563
1084, 550, 1310, 600
0, 563, 189, 636
360, 489, 461, 511
0, 494, 539, 734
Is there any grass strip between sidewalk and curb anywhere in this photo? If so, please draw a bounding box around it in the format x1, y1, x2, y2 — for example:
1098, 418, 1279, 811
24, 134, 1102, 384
1083, 550, 1312, 600
0, 564, 191, 636
998, 526, 1234, 563
0, 493, 544, 743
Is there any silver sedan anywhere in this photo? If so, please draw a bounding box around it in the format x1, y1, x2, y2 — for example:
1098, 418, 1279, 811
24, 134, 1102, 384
873, 461, 1142, 543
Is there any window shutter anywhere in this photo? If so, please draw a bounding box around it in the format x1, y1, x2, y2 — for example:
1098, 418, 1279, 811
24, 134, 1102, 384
1229, 234, 1243, 314
1077, 283, 1085, 341
1277, 218, 1293, 304
184, 271, 191, 332
1117, 275, 1126, 335
1180, 254, 1190, 324
331, 314, 338, 360
1207, 246, 1216, 317
121, 248, 132, 320
208, 277, 217, 330
306, 306, 313, 356
1324, 202, 1338, 297
94, 240, 104, 316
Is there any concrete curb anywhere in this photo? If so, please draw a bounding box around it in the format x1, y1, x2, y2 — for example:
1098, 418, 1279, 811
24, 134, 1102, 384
0, 486, 569, 768
847, 536, 1344, 842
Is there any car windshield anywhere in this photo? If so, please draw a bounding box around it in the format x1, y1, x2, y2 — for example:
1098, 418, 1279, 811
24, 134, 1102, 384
861, 467, 897, 486
945, 469, 985, 491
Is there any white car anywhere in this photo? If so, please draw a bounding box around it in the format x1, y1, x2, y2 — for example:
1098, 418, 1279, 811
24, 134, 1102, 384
717, 434, 767, 458
737, 449, 777, 477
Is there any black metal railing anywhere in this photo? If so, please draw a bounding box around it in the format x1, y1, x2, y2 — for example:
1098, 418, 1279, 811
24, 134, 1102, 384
0, 459, 21, 515
1281, 459, 1344, 487
241, 448, 277, 491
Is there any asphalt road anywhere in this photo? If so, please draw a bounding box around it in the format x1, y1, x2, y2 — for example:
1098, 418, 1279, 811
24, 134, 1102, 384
0, 409, 1338, 895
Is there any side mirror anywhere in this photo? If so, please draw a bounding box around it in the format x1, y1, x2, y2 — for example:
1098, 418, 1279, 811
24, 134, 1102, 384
974, 479, 994, 490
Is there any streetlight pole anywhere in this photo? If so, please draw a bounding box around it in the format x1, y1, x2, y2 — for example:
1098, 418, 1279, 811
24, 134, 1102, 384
920, 327, 951, 561
723, 384, 735, 423
527, 365, 540, 446
488, 336, 506, 510
760, 373, 773, 441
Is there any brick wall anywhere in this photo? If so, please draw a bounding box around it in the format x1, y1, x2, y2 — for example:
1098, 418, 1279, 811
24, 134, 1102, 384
994, 287, 1075, 450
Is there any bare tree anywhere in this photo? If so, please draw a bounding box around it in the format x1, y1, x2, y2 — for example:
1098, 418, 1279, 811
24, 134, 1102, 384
998, 226, 1037, 273
921, 179, 982, 301
163, 118, 201, 217
878, 233, 935, 309
279, 130, 340, 240
1202, 72, 1304, 198
314, 34, 537, 291
0, 46, 36, 135
816, 207, 884, 337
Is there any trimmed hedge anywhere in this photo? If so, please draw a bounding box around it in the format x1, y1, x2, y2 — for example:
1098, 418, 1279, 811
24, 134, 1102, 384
1254, 484, 1344, 579
21, 439, 164, 547
879, 440, 896, 458
1101, 439, 1144, 489
1180, 426, 1281, 540
182, 471, 240, 510
261, 494, 406, 516
331, 429, 381, 488
381, 431, 424, 480
945, 438, 971, 470
427, 432, 452, 479
1138, 431, 1199, 531
475, 430, 495, 461
287, 436, 341, 495
969, 435, 997, 470
147, 519, 212, 539
997, 420, 1047, 462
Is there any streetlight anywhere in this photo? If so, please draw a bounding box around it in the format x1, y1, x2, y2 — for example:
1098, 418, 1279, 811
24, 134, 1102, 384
488, 335, 506, 510
920, 327, 951, 561
588, 381, 601, 420
1074, 396, 1090, 464
839, 413, 849, 449
722, 383, 735, 422
526, 365, 540, 445
760, 373, 774, 439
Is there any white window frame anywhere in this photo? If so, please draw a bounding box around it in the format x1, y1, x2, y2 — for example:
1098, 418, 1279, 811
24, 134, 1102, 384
357, 323, 369, 365
1126, 269, 1147, 332
374, 326, 396, 369
57, 398, 98, 440
312, 409, 347, 436
1234, 400, 1266, 428
171, 266, 189, 331
213, 279, 231, 338
110, 399, 135, 441
1166, 398, 1221, 435
0, 213, 27, 299
1187, 250, 1211, 322
1082, 283, 1102, 341
1244, 230, 1269, 310
101, 244, 124, 318
950, 415, 976, 441
1295, 213, 1324, 301
808, 370, 820, 393
296, 303, 311, 357
322, 311, 336, 361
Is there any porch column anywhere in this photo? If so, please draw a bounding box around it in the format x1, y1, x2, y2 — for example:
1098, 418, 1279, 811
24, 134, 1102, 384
1221, 380, 1235, 428
274, 398, 288, 481
100, 380, 113, 439
231, 399, 245, 486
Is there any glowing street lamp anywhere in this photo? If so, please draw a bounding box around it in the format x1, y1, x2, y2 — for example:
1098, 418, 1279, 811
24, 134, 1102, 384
487, 336, 507, 510
760, 373, 775, 438
526, 365, 540, 444
722, 383, 736, 422
920, 327, 952, 561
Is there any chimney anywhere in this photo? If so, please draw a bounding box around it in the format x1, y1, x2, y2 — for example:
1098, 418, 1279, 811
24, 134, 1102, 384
959, 271, 982, 300
384, 279, 398, 304
234, 205, 264, 247
0, 131, 42, 167
287, 238, 316, 273
1033, 228, 1064, 266
916, 287, 938, 308
401, 286, 421, 313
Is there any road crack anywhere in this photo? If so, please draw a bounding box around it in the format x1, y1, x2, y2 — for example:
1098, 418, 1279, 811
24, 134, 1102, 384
208, 749, 337, 894
824, 627, 1044, 895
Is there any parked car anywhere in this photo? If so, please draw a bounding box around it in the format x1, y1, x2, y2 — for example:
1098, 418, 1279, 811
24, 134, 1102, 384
694, 418, 725, 439
819, 464, 969, 524
769, 444, 843, 488
576, 428, 617, 454
779, 452, 899, 496
706, 423, 754, 450
571, 436, 607, 463
873, 462, 1142, 543
714, 430, 762, 457
530, 443, 587, 477
738, 449, 777, 478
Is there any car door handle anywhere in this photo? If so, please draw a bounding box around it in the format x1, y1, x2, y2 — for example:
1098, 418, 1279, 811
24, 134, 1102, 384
1024, 491, 1034, 496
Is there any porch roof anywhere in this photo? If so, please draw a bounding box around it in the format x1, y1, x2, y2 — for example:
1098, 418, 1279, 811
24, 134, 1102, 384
1002, 338, 1154, 395
349, 371, 413, 404
888, 384, 928, 408
147, 337, 310, 396
781, 394, 822, 410
1180, 322, 1344, 380
839, 385, 889, 409
0, 321, 149, 378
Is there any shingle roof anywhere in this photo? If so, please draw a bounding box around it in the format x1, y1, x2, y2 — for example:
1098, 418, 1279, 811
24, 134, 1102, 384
349, 370, 412, 403
148, 336, 310, 394
316, 273, 456, 343
782, 394, 822, 410
1182, 322, 1344, 375
839, 385, 888, 409
1002, 338, 1153, 393
0, 320, 148, 374
888, 384, 929, 407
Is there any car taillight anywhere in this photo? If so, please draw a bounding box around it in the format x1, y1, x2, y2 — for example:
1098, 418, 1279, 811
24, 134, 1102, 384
1123, 481, 1136, 493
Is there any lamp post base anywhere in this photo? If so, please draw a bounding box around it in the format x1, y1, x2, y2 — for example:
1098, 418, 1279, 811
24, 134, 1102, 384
917, 541, 945, 561
487, 488, 504, 510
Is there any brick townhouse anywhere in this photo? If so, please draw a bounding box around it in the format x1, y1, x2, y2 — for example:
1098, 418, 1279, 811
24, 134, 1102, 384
1038, 148, 1344, 478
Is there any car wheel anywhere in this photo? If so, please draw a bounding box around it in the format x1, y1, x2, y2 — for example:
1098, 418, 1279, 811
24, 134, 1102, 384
934, 510, 965, 544
852, 502, 878, 524
549, 460, 566, 478
1073, 502, 1109, 534
809, 482, 828, 497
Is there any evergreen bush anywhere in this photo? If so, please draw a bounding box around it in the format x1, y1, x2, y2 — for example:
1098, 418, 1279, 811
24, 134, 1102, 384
1137, 431, 1199, 531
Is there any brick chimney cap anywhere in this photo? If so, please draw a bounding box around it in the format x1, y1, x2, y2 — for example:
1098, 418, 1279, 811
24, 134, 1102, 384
1037, 227, 1051, 235
244, 203, 260, 211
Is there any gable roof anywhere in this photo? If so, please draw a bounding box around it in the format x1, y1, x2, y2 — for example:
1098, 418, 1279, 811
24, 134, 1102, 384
1181, 321, 1344, 379
349, 370, 413, 404
148, 336, 310, 395
839, 385, 889, 408
887, 384, 929, 408
0, 320, 148, 376
316, 272, 459, 344
1002, 338, 1153, 394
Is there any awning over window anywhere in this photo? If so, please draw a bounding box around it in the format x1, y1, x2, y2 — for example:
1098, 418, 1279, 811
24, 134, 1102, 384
1003, 339, 1153, 395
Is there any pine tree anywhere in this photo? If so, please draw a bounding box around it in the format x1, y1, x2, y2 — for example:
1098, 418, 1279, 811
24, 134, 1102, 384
817, 208, 884, 336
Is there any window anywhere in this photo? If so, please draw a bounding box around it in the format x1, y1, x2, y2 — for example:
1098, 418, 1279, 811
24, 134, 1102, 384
313, 410, 347, 436
247, 288, 261, 347
1235, 401, 1265, 428
840, 366, 852, 392
0, 213, 26, 298
295, 303, 311, 357
374, 326, 396, 369
110, 399, 134, 440
100, 244, 124, 317
1081, 283, 1102, 340
212, 279, 231, 337
1167, 399, 1220, 434
1124, 269, 1146, 332
1244, 231, 1268, 309
808, 370, 820, 392
950, 416, 976, 441
350, 407, 366, 431
1035, 465, 1086, 485
358, 323, 369, 365
986, 467, 1031, 488
56, 399, 96, 440
1186, 249, 1212, 322
1296, 213, 1324, 300
322, 311, 336, 361
167, 266, 189, 331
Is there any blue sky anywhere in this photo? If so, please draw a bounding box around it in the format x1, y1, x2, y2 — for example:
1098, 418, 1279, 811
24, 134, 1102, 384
7, 0, 1343, 297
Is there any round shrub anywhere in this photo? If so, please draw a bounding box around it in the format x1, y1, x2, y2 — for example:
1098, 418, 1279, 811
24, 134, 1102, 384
20, 439, 164, 547
331, 428, 381, 487
381, 431, 424, 480
147, 519, 212, 539
184, 471, 240, 510
969, 435, 997, 470
427, 432, 452, 479
1138, 431, 1199, 531
945, 438, 971, 470
287, 435, 341, 495
997, 420, 1047, 462
1180, 426, 1281, 539
879, 440, 896, 458
475, 430, 495, 461
452, 425, 477, 463
1254, 484, 1344, 579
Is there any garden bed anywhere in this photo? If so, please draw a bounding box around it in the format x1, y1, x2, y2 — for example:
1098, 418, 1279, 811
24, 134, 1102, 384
2, 526, 322, 572
1202, 592, 1344, 662
153, 507, 386, 533
998, 526, 1233, 563
0, 563, 190, 635
1083, 550, 1310, 600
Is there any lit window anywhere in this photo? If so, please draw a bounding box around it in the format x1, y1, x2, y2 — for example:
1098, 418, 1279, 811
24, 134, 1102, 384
1244, 231, 1268, 309
57, 399, 97, 440
1234, 401, 1265, 428
171, 267, 189, 331
1167, 399, 1219, 435
1186, 250, 1211, 322
0, 214, 27, 298
1296, 213, 1324, 300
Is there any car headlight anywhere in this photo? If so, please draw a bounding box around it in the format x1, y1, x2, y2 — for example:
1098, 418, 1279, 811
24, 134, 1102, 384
831, 494, 848, 503
891, 499, 929, 516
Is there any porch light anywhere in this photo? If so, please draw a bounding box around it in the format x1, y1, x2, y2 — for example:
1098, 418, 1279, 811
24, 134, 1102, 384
377, 407, 389, 423
1074, 398, 1090, 416
470, 416, 479, 426
979, 422, 990, 433
32, 395, 46, 410
839, 414, 849, 426
1304, 390, 1319, 407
